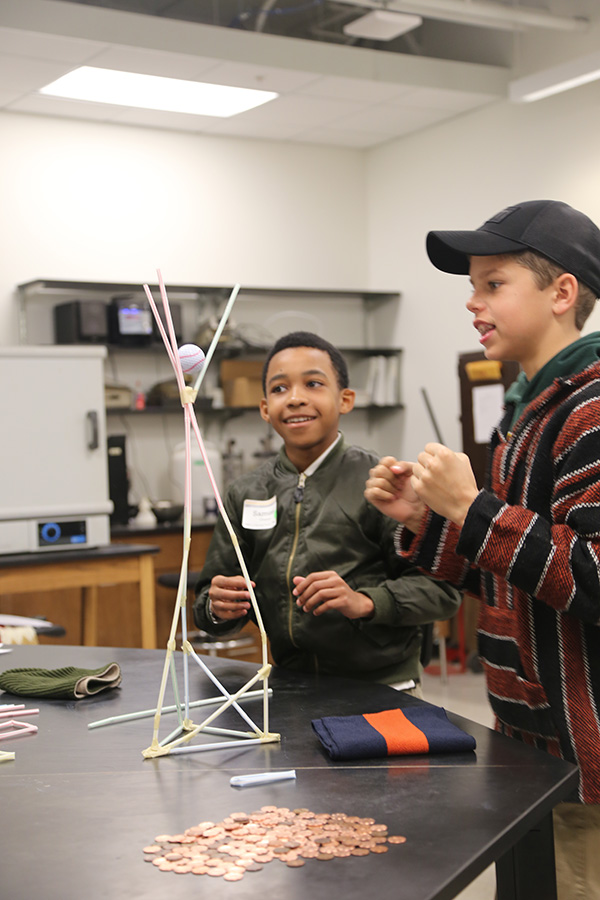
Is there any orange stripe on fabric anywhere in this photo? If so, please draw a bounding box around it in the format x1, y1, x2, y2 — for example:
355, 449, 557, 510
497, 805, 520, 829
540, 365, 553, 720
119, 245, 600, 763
363, 709, 430, 755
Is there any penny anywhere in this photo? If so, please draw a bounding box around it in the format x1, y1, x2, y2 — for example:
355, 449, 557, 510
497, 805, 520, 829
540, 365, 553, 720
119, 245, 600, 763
173, 863, 193, 873
145, 805, 404, 880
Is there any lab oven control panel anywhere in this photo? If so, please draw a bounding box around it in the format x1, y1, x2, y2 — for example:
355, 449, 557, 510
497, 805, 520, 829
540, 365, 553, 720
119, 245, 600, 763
0, 514, 110, 555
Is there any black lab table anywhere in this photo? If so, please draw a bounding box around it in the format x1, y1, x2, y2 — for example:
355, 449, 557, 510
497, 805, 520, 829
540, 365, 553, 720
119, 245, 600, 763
0, 645, 577, 900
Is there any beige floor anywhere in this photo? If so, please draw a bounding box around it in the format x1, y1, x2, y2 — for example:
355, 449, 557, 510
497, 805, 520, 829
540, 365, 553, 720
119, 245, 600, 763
420, 667, 496, 900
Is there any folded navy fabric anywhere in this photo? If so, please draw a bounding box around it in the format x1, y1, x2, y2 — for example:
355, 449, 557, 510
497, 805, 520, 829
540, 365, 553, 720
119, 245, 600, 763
312, 705, 476, 760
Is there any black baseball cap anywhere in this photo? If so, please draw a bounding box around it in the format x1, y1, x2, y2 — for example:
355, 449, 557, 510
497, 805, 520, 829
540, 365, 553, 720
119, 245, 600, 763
426, 200, 600, 298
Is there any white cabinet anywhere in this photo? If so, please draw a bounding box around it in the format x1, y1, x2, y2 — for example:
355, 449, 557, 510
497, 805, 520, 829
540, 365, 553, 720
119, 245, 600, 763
0, 345, 111, 553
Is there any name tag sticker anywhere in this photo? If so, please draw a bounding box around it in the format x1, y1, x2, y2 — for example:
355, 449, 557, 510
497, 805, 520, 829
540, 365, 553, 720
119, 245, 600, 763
242, 496, 277, 531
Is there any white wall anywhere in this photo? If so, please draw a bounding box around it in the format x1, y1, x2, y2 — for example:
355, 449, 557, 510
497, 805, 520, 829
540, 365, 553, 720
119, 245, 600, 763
0, 110, 371, 502
366, 80, 600, 460
0, 110, 368, 341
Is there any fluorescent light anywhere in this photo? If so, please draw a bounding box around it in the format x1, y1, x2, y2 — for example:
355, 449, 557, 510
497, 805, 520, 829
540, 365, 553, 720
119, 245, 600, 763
343, 11, 422, 41
39, 67, 278, 117
510, 51, 600, 103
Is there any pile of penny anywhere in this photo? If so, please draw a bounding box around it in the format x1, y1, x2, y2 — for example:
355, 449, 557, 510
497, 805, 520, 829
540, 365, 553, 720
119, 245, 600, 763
143, 805, 407, 879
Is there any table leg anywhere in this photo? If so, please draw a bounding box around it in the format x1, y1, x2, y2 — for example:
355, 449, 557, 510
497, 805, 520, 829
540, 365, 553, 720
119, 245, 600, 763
138, 555, 157, 649
496, 811, 557, 900
82, 585, 99, 646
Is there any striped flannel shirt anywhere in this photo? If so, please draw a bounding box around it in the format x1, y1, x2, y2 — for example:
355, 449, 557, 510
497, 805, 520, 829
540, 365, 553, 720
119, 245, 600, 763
396, 361, 600, 803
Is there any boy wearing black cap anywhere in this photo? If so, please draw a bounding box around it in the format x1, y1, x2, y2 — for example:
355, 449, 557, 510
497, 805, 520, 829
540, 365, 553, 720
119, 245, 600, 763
365, 200, 600, 898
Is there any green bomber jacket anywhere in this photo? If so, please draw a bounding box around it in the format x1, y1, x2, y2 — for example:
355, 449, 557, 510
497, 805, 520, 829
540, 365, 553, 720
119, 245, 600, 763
193, 438, 461, 684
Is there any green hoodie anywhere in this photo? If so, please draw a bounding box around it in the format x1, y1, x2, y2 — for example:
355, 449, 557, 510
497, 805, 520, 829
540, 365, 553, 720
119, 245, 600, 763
505, 332, 600, 430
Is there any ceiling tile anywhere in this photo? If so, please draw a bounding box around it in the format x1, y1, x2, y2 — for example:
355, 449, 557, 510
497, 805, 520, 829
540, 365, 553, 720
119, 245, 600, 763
229, 93, 369, 128
111, 105, 221, 132
388, 85, 496, 111
8, 92, 125, 122
198, 60, 322, 93
292, 127, 394, 148
197, 116, 313, 140
0, 54, 76, 95
296, 75, 413, 104
86, 45, 220, 80
331, 102, 451, 135
0, 26, 104, 63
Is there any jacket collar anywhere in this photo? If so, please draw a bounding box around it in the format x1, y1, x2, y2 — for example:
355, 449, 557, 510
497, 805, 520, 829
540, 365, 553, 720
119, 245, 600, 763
277, 433, 347, 475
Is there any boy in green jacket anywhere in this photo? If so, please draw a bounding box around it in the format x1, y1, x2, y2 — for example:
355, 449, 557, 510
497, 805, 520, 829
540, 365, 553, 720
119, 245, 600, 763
193, 331, 460, 690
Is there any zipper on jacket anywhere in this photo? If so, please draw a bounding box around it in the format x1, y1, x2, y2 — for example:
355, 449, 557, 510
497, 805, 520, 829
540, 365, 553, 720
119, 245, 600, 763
293, 472, 306, 503
285, 472, 306, 647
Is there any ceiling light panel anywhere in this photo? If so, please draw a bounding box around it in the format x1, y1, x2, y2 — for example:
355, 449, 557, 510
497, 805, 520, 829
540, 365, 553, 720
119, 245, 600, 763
39, 66, 278, 117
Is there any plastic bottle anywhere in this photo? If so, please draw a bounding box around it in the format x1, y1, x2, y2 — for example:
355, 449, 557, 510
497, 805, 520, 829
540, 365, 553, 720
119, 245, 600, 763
131, 497, 156, 527
169, 442, 223, 520
134, 382, 146, 410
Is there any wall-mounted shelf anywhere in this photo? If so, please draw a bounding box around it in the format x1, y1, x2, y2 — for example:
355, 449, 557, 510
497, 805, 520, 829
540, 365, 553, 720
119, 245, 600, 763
16, 278, 405, 498
17, 278, 403, 410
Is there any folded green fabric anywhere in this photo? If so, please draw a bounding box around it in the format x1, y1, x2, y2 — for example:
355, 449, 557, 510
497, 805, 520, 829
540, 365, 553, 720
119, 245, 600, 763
0, 663, 122, 699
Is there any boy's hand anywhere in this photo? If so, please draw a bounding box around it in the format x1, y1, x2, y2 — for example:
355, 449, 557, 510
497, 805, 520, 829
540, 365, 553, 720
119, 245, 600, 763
208, 574, 254, 620
364, 456, 426, 532
412, 443, 479, 527
293, 572, 375, 619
